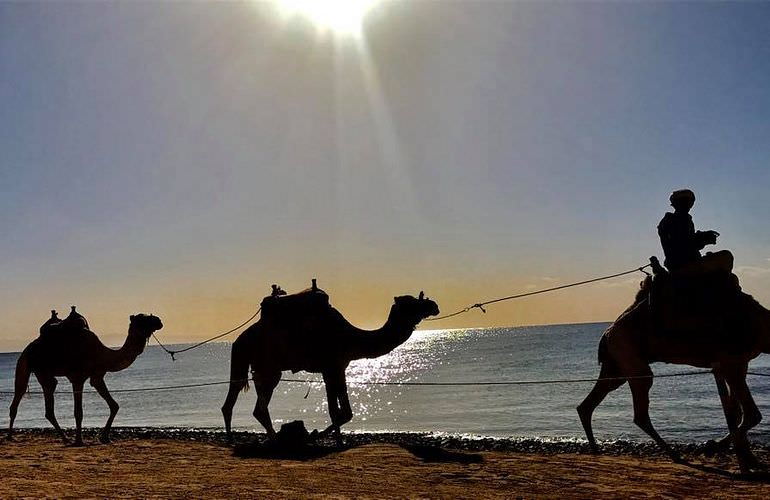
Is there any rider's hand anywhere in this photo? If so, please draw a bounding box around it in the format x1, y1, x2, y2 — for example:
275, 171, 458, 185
704, 230, 719, 245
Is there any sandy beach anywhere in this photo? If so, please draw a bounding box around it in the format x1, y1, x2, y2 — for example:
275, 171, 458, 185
1, 430, 769, 498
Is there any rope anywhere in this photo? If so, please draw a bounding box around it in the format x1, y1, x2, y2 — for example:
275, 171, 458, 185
153, 307, 261, 360
152, 264, 651, 355
5, 368, 760, 396
426, 264, 652, 321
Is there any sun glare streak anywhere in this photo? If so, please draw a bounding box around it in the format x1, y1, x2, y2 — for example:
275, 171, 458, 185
274, 0, 378, 37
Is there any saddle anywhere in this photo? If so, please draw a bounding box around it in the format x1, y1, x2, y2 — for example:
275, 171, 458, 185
259, 280, 334, 373
643, 253, 750, 349
259, 279, 331, 326
39, 306, 90, 337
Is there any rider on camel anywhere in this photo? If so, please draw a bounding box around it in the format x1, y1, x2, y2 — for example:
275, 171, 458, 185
657, 189, 733, 275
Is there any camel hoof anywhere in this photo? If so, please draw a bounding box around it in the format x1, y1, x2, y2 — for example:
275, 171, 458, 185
98, 434, 111, 444
71, 440, 84, 447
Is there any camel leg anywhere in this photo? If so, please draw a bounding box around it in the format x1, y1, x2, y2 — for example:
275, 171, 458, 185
319, 370, 351, 444
90, 376, 119, 444
252, 371, 280, 438
628, 367, 681, 462
8, 389, 25, 441
719, 367, 764, 473
221, 338, 252, 442
577, 362, 626, 453
221, 380, 242, 442
713, 372, 741, 450
71, 380, 85, 446
36, 374, 68, 444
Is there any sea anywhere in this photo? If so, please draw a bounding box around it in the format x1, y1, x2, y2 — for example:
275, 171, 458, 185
2, 323, 770, 444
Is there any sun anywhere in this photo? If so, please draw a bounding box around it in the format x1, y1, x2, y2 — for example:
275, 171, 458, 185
274, 0, 379, 37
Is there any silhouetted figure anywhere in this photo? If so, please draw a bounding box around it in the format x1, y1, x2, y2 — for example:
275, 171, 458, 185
576, 277, 770, 473
8, 312, 163, 446
221, 279, 439, 443
657, 189, 720, 271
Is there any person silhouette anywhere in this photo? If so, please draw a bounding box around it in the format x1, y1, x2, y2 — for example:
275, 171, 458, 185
657, 189, 732, 274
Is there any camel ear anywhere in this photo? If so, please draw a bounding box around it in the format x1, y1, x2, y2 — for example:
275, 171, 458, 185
130, 314, 136, 321
419, 291, 424, 300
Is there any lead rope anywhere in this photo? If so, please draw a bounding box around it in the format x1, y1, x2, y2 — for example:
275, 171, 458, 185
153, 307, 261, 360
425, 264, 652, 321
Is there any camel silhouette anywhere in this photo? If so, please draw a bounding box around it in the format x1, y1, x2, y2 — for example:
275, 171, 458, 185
221, 287, 439, 442
577, 279, 770, 473
8, 312, 163, 446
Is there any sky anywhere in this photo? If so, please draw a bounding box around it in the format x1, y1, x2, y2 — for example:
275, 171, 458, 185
1, 1, 769, 351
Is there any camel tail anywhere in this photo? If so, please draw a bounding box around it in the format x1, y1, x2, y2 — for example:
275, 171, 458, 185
597, 334, 608, 366
13, 348, 31, 398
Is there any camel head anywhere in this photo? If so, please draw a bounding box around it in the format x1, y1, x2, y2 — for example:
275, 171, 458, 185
128, 313, 163, 339
392, 292, 440, 327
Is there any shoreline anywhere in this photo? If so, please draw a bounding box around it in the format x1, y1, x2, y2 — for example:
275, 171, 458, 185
3, 429, 770, 498
9, 427, 770, 457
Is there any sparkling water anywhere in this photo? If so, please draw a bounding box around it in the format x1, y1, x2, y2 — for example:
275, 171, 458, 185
2, 323, 769, 444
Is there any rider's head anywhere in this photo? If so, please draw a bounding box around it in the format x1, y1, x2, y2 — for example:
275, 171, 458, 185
670, 189, 695, 212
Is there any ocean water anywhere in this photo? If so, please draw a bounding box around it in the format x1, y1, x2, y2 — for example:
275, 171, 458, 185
2, 323, 770, 444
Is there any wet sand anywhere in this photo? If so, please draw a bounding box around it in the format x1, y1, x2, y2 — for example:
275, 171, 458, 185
2, 429, 770, 498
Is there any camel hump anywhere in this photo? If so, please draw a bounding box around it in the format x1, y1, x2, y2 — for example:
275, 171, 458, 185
260, 283, 331, 323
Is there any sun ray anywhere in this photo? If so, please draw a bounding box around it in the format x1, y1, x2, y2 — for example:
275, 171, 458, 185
273, 0, 379, 37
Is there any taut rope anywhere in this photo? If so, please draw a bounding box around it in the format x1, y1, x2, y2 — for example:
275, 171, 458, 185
425, 264, 652, 321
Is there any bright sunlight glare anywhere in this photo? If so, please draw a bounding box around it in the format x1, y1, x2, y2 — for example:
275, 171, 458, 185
274, 0, 379, 36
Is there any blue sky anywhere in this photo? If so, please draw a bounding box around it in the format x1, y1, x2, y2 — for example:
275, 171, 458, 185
1, 1, 769, 350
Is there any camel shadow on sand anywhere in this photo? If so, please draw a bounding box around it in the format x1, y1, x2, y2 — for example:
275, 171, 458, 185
678, 458, 770, 483
231, 422, 482, 464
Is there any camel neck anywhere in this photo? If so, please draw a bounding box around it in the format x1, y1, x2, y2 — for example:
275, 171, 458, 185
105, 329, 147, 372
348, 308, 417, 360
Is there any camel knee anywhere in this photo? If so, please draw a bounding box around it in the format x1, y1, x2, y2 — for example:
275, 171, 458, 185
633, 415, 651, 430
577, 401, 592, 417
108, 401, 119, 415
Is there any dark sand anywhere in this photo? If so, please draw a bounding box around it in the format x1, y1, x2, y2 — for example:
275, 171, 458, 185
2, 429, 770, 498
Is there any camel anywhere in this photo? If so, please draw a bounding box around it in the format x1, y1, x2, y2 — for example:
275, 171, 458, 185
221, 288, 439, 442
577, 276, 770, 473
8, 313, 163, 446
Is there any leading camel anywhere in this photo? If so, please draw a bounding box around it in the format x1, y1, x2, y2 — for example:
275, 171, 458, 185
577, 279, 770, 473
221, 290, 439, 441
8, 313, 163, 445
